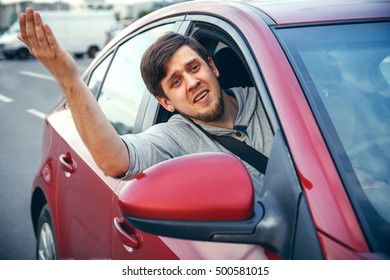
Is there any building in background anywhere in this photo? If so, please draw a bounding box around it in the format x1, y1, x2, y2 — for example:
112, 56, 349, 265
0, 0, 70, 32
0, 0, 186, 32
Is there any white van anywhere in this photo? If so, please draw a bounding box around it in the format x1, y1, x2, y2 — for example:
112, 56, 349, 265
0, 10, 117, 59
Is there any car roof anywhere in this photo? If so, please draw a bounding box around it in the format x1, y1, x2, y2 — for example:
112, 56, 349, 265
130, 0, 390, 30
114, 0, 390, 36
98, 0, 390, 61
244, 0, 390, 25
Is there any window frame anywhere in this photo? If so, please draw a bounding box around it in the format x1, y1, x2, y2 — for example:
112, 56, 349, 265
84, 17, 185, 134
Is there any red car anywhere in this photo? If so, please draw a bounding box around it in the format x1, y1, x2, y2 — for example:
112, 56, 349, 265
31, 0, 390, 260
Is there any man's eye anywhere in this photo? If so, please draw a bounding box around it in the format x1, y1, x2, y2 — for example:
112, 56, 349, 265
191, 65, 200, 72
172, 79, 181, 87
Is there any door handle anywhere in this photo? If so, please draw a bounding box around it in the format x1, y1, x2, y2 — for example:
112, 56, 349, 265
59, 153, 77, 174
114, 217, 143, 251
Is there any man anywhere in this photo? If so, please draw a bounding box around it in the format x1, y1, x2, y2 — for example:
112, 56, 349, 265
18, 8, 273, 197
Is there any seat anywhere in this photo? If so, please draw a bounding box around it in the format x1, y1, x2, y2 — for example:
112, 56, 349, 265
212, 47, 253, 89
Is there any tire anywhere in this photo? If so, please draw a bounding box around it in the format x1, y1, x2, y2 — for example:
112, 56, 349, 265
17, 48, 30, 60
36, 204, 58, 260
87, 46, 99, 58
4, 53, 15, 60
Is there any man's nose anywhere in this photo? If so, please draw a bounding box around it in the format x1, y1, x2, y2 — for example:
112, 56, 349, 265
185, 73, 200, 91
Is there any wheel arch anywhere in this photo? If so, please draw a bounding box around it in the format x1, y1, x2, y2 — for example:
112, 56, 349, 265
31, 187, 47, 238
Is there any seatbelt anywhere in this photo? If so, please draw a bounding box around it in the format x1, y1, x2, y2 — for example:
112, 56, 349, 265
191, 120, 268, 175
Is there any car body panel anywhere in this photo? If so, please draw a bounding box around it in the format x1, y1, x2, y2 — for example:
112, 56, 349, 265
156, 237, 268, 260
32, 106, 120, 258
317, 232, 388, 260
111, 187, 180, 259
54, 116, 119, 259
248, 0, 390, 25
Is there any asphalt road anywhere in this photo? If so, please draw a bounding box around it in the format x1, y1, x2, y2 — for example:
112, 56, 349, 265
0, 56, 91, 259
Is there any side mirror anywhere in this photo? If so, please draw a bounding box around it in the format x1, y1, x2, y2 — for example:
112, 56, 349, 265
119, 152, 264, 242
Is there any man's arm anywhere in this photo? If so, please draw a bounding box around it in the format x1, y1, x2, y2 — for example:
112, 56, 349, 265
18, 7, 129, 177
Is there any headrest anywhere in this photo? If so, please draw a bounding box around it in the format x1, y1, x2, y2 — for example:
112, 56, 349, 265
212, 48, 253, 89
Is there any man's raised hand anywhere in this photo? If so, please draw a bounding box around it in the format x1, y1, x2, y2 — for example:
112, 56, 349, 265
17, 7, 79, 87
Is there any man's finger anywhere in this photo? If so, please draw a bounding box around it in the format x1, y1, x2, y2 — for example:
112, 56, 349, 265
18, 13, 28, 45
25, 8, 40, 52
33, 11, 50, 51
43, 23, 60, 54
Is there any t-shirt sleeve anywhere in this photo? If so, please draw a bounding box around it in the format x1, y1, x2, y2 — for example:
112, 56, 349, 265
117, 122, 183, 180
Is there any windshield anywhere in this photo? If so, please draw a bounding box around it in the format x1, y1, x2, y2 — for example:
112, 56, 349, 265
276, 21, 390, 255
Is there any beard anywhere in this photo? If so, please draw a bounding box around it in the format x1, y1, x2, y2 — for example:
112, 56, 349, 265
175, 93, 224, 123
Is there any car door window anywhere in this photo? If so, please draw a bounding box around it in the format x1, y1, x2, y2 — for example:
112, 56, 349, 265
87, 53, 113, 97
96, 24, 175, 135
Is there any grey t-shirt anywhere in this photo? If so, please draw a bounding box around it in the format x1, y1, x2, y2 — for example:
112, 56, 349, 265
121, 87, 273, 198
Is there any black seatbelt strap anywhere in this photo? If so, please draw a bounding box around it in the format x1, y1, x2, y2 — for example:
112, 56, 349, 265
191, 120, 268, 175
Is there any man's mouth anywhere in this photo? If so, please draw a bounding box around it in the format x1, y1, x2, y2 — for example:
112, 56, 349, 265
194, 91, 208, 103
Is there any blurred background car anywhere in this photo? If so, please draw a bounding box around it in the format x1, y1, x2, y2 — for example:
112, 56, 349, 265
0, 9, 117, 59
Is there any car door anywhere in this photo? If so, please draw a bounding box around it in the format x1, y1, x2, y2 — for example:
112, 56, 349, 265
54, 51, 120, 259
107, 21, 185, 260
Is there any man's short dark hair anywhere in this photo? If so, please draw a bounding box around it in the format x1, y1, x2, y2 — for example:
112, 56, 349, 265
140, 32, 209, 98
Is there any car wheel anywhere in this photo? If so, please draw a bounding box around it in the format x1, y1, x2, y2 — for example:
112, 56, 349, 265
87, 46, 99, 58
17, 48, 30, 60
36, 205, 58, 260
4, 53, 15, 60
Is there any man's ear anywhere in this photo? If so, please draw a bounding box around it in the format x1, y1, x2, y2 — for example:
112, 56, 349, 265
156, 96, 175, 112
208, 57, 220, 78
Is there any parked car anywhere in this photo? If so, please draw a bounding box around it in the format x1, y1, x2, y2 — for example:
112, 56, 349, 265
31, 0, 390, 260
0, 10, 116, 59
